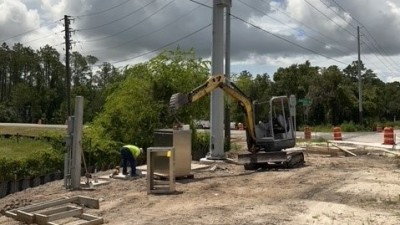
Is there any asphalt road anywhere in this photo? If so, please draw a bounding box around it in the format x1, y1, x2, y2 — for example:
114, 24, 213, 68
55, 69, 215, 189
207, 129, 400, 149
1, 123, 398, 149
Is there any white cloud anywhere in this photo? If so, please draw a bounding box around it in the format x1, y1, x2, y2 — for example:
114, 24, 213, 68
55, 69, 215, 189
0, 0, 40, 41
387, 1, 400, 24
0, 0, 399, 83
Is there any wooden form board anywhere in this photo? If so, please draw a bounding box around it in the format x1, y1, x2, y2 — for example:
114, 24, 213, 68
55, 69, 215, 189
5, 196, 103, 225
328, 142, 357, 156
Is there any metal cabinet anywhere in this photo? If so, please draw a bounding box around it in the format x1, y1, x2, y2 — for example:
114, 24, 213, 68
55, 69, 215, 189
153, 129, 192, 177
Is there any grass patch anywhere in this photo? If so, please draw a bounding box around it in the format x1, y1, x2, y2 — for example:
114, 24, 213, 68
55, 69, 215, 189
0, 125, 66, 137
0, 137, 54, 160
297, 137, 327, 143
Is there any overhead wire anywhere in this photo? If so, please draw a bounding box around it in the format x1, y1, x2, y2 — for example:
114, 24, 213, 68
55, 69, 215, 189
361, 29, 400, 71
84, 4, 202, 56
81, 0, 176, 43
361, 40, 397, 74
239, 0, 349, 56
303, 0, 356, 39
264, 0, 353, 54
189, 0, 347, 65
230, 13, 347, 65
110, 23, 211, 65
77, 0, 157, 31
0, 19, 60, 43
330, 0, 363, 25
73, 0, 133, 18
318, 0, 357, 30
326, 0, 399, 74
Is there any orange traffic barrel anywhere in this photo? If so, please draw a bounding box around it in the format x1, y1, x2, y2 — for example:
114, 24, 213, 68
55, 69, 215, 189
383, 127, 395, 145
304, 126, 311, 139
376, 126, 383, 132
333, 127, 342, 140
238, 123, 244, 130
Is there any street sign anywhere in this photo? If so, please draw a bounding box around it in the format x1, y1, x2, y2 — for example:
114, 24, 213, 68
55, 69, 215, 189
298, 98, 312, 106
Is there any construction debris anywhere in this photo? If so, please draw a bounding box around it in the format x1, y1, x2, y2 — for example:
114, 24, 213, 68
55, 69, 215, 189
209, 164, 228, 171
5, 195, 103, 225
328, 142, 357, 157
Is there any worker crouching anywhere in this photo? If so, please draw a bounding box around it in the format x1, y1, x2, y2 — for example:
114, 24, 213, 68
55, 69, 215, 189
120, 145, 143, 177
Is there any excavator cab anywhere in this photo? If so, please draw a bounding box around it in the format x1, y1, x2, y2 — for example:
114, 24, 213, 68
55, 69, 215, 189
253, 96, 296, 152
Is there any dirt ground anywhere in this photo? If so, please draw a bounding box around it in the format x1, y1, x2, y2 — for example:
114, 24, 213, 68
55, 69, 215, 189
1, 148, 400, 224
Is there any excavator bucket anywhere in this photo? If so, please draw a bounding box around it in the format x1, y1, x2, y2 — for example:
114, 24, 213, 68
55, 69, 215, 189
169, 93, 189, 113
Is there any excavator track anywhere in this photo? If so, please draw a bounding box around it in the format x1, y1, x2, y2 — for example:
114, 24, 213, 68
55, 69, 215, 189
283, 151, 305, 168
240, 150, 305, 170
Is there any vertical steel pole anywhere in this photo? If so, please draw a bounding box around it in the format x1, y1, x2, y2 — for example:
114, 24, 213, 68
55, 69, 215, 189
209, 0, 228, 159
71, 96, 84, 189
224, 3, 232, 152
357, 26, 363, 124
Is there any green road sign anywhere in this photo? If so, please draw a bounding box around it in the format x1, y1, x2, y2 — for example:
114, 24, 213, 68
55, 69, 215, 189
298, 98, 312, 106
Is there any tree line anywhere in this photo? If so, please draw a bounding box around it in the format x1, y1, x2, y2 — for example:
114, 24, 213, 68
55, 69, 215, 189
231, 60, 399, 128
0, 43, 398, 130
0, 42, 123, 123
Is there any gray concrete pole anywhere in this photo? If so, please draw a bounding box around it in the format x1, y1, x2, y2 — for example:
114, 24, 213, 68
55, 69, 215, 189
71, 96, 84, 189
357, 26, 363, 124
224, 3, 231, 152
209, 0, 228, 159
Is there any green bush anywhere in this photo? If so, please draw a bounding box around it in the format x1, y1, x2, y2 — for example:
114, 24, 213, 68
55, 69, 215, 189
39, 131, 66, 153
0, 149, 63, 181
192, 131, 210, 160
340, 121, 358, 132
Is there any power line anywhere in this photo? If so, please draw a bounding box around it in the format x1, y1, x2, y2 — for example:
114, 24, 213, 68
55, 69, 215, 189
77, 0, 157, 31
318, 0, 357, 30
190, 0, 347, 65
361, 29, 400, 71
189, 0, 211, 9
74, 0, 133, 18
303, 0, 356, 39
21, 32, 58, 45
239, 0, 349, 56
330, 0, 363, 25
361, 40, 397, 74
230, 12, 347, 65
110, 23, 211, 64
81, 0, 176, 43
0, 20, 60, 43
326, 0, 399, 72
310, 0, 397, 73
265, 0, 353, 55
84, 5, 202, 56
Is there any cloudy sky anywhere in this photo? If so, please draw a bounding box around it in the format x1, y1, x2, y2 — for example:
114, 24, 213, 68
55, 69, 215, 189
1, 0, 399, 82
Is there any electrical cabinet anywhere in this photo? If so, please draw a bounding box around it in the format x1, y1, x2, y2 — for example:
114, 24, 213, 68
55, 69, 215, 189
153, 129, 192, 177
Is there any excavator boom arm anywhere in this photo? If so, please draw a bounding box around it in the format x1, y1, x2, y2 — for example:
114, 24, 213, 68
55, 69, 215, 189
169, 75, 257, 149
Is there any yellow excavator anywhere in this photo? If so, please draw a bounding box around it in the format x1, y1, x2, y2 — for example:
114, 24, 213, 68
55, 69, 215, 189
169, 75, 304, 170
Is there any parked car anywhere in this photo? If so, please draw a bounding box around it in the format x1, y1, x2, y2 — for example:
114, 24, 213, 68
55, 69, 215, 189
195, 120, 210, 129
195, 120, 237, 130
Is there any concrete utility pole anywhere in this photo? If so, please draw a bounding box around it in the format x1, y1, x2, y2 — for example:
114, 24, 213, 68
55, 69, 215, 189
64, 15, 72, 116
71, 96, 84, 189
224, 3, 232, 153
209, 0, 230, 159
357, 26, 363, 124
